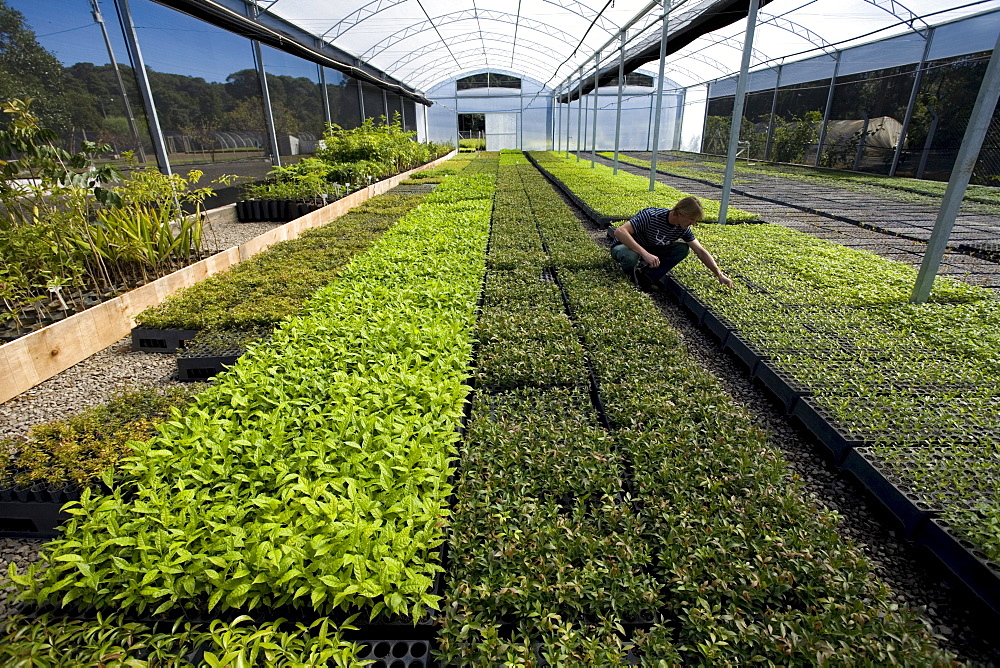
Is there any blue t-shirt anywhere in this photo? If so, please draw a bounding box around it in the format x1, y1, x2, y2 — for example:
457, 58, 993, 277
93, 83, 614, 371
630, 207, 696, 249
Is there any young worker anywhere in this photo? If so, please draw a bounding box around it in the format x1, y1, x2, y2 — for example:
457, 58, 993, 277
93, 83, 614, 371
610, 195, 734, 289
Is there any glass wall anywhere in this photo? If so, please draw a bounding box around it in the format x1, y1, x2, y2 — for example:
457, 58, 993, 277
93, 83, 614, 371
325, 69, 363, 130
259, 44, 325, 160
386, 93, 403, 126
127, 0, 273, 182
3, 0, 156, 167
362, 82, 387, 123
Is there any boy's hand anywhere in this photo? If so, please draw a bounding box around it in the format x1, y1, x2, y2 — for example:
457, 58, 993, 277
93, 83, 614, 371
717, 273, 734, 288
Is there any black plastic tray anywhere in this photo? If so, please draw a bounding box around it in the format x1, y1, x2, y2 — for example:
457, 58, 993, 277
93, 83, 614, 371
131, 328, 200, 353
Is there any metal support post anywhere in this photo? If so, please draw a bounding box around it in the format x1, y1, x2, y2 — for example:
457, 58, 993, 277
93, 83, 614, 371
383, 89, 389, 122
912, 32, 1000, 303
424, 103, 430, 143
763, 64, 782, 161
319, 62, 331, 128
357, 79, 366, 121
673, 86, 686, 150
566, 85, 572, 157
93, 0, 146, 164
891, 28, 935, 176
591, 50, 600, 167
916, 110, 938, 179
853, 113, 870, 171
613, 32, 626, 174
718, 0, 760, 223
576, 67, 584, 160
113, 0, 170, 173
649, 3, 671, 191
815, 51, 841, 167
252, 39, 281, 167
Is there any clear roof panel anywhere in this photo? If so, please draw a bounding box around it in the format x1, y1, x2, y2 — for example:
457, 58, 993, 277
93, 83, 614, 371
264, 0, 1000, 93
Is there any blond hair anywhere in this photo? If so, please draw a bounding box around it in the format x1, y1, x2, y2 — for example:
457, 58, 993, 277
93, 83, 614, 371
673, 196, 703, 221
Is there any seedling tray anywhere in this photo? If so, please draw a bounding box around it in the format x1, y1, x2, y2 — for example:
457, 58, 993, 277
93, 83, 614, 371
752, 360, 810, 414
524, 154, 628, 228
0, 500, 69, 537
917, 519, 1000, 615
789, 397, 867, 464
722, 333, 766, 375
131, 327, 200, 353
699, 308, 735, 345
176, 350, 242, 381
355, 639, 433, 667
840, 448, 933, 539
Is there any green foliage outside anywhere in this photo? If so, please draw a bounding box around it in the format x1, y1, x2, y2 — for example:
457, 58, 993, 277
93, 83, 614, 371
459, 138, 486, 152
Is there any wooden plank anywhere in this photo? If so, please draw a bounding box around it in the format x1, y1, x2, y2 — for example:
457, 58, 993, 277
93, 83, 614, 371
0, 151, 457, 405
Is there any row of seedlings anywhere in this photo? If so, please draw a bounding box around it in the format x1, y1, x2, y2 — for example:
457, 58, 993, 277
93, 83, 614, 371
0, 189, 434, 536
528, 151, 759, 223
0, 160, 496, 663
439, 151, 658, 664
135, 192, 428, 378
437, 150, 950, 663
664, 223, 1000, 605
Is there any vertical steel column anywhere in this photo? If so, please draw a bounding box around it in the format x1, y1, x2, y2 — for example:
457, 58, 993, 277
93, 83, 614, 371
519, 87, 524, 150
576, 67, 584, 160
554, 92, 560, 151
852, 113, 870, 171
399, 94, 406, 130
912, 33, 1000, 303
763, 64, 782, 161
916, 110, 938, 179
815, 51, 841, 167
357, 79, 366, 121
566, 85, 572, 157
382, 89, 389, 122
891, 28, 935, 176
318, 62, 331, 128
424, 103, 430, 143
673, 86, 686, 150
613, 31, 626, 174
718, 0, 760, 224
649, 3, 671, 192
251, 38, 281, 167
93, 0, 146, 164
113, 0, 170, 173
591, 50, 600, 167
454, 86, 460, 150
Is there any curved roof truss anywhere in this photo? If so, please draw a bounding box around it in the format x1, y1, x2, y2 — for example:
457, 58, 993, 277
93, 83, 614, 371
324, 0, 621, 42
385, 31, 565, 74
411, 48, 561, 90
360, 9, 578, 62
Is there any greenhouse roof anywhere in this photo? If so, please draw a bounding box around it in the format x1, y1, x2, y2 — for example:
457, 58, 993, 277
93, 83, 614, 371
169, 0, 1000, 96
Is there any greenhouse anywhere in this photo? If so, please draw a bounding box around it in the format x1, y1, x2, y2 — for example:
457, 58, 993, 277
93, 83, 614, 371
2, 0, 1000, 664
